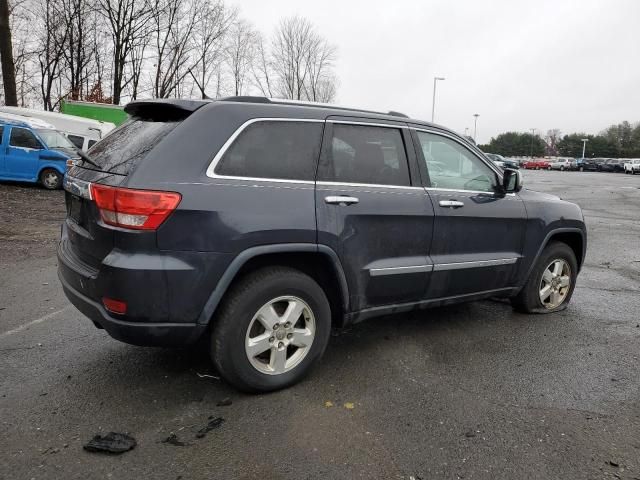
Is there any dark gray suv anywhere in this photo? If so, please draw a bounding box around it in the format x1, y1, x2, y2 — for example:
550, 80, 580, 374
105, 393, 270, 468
58, 97, 587, 392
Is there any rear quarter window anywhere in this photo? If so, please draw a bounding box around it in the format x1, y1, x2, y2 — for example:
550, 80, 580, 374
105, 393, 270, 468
87, 119, 178, 175
214, 121, 324, 181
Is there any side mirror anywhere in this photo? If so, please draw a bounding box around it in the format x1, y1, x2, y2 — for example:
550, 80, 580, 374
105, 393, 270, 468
502, 168, 523, 193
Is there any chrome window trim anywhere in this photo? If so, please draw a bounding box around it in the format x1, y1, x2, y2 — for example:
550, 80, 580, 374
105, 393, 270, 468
411, 127, 505, 180
433, 257, 518, 272
327, 119, 408, 129
369, 264, 433, 276
205, 117, 324, 184
317, 181, 422, 191
425, 186, 517, 197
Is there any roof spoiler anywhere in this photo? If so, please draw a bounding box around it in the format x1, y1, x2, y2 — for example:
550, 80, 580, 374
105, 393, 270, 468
124, 99, 211, 120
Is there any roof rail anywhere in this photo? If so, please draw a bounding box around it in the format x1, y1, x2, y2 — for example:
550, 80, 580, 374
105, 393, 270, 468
387, 111, 409, 118
219, 96, 272, 104
218, 95, 412, 120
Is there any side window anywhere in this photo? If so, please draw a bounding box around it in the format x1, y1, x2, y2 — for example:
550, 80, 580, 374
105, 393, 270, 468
215, 121, 324, 181
87, 139, 97, 149
319, 123, 411, 186
0, 126, 3, 142
67, 134, 84, 149
10, 127, 43, 150
416, 131, 497, 192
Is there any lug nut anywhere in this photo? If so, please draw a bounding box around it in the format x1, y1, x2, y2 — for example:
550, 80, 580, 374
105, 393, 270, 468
273, 323, 279, 330
278, 342, 284, 349
287, 333, 293, 339
269, 336, 275, 343
284, 322, 291, 328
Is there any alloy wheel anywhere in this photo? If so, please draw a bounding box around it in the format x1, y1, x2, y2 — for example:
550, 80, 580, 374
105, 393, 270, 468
539, 259, 571, 309
245, 296, 315, 375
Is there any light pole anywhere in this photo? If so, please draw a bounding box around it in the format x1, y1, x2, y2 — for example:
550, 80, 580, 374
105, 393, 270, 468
473, 114, 479, 143
431, 76, 445, 122
581, 138, 588, 158
530, 128, 536, 157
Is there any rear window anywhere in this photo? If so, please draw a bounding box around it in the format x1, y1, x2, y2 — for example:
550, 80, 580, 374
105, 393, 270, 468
67, 134, 84, 149
86, 119, 178, 175
214, 121, 324, 181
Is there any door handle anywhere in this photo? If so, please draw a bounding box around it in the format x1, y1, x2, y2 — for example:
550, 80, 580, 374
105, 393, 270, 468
324, 195, 359, 206
439, 200, 464, 208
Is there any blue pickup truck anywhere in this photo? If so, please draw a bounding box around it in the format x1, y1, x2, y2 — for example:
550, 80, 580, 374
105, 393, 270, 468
0, 114, 76, 189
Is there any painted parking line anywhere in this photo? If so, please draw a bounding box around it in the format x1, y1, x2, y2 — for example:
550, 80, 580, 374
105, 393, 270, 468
0, 305, 72, 339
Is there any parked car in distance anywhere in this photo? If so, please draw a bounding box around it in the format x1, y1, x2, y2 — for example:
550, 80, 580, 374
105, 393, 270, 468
0, 105, 115, 151
578, 157, 607, 172
484, 153, 505, 168
549, 158, 574, 171
624, 159, 640, 174
58, 97, 587, 392
522, 158, 550, 170
0, 114, 74, 189
600, 158, 626, 173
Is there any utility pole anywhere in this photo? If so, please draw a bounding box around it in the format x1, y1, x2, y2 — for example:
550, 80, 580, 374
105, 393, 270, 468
0, 0, 18, 106
431, 77, 445, 122
473, 114, 480, 143
530, 128, 536, 157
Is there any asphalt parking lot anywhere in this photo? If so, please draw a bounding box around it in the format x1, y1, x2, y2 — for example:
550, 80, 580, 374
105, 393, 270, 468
1, 171, 639, 480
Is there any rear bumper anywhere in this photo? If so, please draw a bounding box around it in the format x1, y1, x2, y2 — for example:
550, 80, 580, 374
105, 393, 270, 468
58, 271, 206, 346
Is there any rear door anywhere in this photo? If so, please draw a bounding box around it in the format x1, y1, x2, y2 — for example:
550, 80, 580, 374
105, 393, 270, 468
412, 128, 527, 299
315, 118, 434, 312
4, 126, 42, 180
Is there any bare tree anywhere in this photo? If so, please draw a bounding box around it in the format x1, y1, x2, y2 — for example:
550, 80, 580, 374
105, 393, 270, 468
270, 15, 337, 102
304, 35, 336, 102
148, 0, 199, 98
251, 33, 274, 97
0, 0, 18, 105
545, 129, 561, 155
189, 0, 235, 99
37, 0, 74, 110
97, 0, 151, 104
225, 19, 256, 96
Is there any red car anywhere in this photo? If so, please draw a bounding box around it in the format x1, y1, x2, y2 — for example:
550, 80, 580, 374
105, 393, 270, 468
523, 159, 550, 170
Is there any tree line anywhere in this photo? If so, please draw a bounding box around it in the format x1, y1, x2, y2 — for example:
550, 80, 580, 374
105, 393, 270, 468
0, 0, 338, 109
479, 120, 640, 158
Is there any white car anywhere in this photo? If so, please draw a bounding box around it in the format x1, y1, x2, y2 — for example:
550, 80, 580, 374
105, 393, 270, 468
623, 159, 640, 174
549, 158, 573, 171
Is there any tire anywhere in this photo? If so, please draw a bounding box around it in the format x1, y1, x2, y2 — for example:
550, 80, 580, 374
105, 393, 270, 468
39, 168, 63, 190
511, 241, 578, 314
560, 166, 565, 171
211, 266, 331, 392
579, 166, 584, 172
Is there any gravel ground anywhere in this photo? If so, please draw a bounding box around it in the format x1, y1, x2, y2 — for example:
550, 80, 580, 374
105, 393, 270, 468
0, 171, 639, 480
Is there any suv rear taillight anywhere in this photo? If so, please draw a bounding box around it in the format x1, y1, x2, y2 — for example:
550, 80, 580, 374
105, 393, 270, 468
90, 184, 181, 230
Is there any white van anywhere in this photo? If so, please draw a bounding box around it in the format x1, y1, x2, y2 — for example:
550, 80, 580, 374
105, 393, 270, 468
0, 106, 115, 151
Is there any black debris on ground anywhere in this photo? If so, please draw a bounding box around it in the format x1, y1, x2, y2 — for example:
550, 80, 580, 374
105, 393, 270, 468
83, 432, 137, 454
216, 397, 232, 407
195, 417, 225, 439
162, 433, 187, 447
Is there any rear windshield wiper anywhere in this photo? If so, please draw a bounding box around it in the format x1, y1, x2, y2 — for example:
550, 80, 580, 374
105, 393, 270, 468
74, 148, 102, 170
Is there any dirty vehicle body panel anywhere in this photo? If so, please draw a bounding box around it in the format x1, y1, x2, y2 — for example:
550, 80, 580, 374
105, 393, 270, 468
58, 98, 587, 348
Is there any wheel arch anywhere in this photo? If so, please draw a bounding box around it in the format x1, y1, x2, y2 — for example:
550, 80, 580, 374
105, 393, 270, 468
197, 244, 349, 328
37, 164, 66, 179
522, 228, 586, 285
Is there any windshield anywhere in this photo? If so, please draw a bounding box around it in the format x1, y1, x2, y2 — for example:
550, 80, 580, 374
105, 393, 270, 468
36, 129, 75, 149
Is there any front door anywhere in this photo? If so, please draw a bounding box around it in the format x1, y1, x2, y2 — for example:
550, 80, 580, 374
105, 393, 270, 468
412, 128, 527, 299
315, 118, 434, 312
4, 126, 43, 180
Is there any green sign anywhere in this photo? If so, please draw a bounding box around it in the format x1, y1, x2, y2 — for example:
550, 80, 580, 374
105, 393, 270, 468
60, 100, 128, 126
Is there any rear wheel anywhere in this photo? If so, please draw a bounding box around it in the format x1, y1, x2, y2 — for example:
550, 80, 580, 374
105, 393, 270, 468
511, 241, 578, 314
211, 267, 331, 392
40, 169, 62, 190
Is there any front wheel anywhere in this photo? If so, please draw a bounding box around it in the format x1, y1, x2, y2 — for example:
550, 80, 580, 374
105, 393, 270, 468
511, 241, 578, 314
211, 267, 331, 392
40, 168, 63, 190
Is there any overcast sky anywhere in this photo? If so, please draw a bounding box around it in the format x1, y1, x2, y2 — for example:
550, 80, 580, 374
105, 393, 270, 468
237, 0, 639, 143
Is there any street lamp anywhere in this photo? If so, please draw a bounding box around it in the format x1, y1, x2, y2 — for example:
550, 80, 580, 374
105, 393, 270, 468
581, 138, 588, 159
431, 77, 445, 122
473, 114, 479, 142
530, 128, 536, 157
